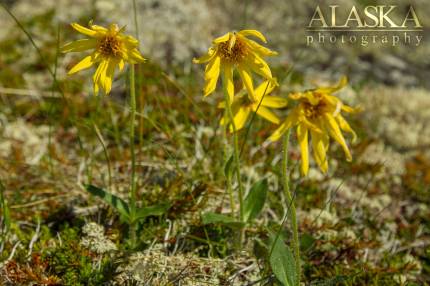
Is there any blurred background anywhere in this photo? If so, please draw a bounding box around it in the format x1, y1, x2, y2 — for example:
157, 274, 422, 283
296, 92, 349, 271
1, 0, 430, 87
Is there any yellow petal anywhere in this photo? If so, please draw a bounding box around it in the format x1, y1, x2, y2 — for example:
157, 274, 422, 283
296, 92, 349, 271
303, 91, 320, 105
237, 66, 256, 102
213, 32, 231, 44
93, 60, 108, 95
289, 92, 305, 101
255, 106, 280, 124
301, 117, 323, 133
118, 59, 125, 71
61, 39, 97, 53
203, 56, 221, 97
121, 36, 139, 49
269, 110, 298, 141
314, 76, 348, 94
193, 48, 216, 64
222, 64, 234, 104
336, 114, 357, 143
108, 23, 120, 33
228, 33, 237, 51
323, 113, 352, 161
102, 58, 118, 94
245, 39, 278, 56
98, 61, 109, 90
71, 23, 97, 37
311, 129, 329, 173
94, 81, 99, 95
261, 96, 288, 108
323, 94, 341, 108
342, 104, 361, 113
238, 30, 267, 43
297, 124, 309, 176
244, 53, 273, 80
254, 80, 277, 100
218, 94, 244, 109
231, 106, 251, 132
128, 49, 146, 63
220, 101, 241, 125
90, 24, 108, 33
68, 54, 96, 74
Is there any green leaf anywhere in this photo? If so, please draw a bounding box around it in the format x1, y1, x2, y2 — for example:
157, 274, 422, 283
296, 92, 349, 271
201, 212, 243, 228
134, 203, 170, 221
224, 155, 234, 177
243, 179, 268, 223
269, 235, 297, 286
85, 185, 130, 219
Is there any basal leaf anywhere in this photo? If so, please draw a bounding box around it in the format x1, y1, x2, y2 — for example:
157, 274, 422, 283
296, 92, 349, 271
134, 203, 170, 221
85, 185, 130, 219
243, 179, 268, 223
269, 235, 297, 286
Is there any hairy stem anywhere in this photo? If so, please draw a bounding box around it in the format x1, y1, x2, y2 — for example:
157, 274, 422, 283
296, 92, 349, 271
223, 91, 244, 223
129, 64, 137, 245
282, 130, 300, 285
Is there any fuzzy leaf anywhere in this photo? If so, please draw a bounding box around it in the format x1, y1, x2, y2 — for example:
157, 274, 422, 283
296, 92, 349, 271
269, 235, 297, 286
134, 203, 170, 221
243, 179, 268, 222
85, 185, 130, 219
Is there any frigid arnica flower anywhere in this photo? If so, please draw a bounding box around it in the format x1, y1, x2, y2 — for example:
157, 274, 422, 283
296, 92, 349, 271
219, 79, 288, 132
193, 30, 277, 104
62, 22, 146, 95
269, 76, 358, 175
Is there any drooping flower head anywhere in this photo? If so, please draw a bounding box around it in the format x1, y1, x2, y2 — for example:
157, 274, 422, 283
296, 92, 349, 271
219, 79, 288, 132
62, 22, 146, 95
270, 76, 359, 175
193, 30, 277, 104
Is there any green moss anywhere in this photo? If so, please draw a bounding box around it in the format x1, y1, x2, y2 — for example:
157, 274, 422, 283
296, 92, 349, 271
42, 227, 116, 285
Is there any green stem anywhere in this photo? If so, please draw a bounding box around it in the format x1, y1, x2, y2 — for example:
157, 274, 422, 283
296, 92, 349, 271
223, 112, 235, 217
129, 64, 137, 245
223, 91, 244, 222
282, 130, 301, 285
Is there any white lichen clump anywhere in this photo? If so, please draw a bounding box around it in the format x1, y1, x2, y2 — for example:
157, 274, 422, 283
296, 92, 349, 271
114, 244, 227, 285
80, 222, 117, 254
359, 141, 406, 176
304, 208, 339, 228
361, 87, 430, 153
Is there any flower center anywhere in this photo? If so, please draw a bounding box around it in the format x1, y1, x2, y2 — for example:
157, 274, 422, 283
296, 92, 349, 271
218, 37, 248, 63
303, 101, 326, 119
98, 35, 122, 57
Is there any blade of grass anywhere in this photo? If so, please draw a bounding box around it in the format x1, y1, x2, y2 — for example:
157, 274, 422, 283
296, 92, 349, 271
92, 123, 113, 188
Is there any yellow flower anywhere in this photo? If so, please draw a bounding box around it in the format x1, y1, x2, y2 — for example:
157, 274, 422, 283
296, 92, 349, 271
193, 30, 277, 104
218, 79, 288, 132
62, 22, 146, 95
270, 76, 359, 175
